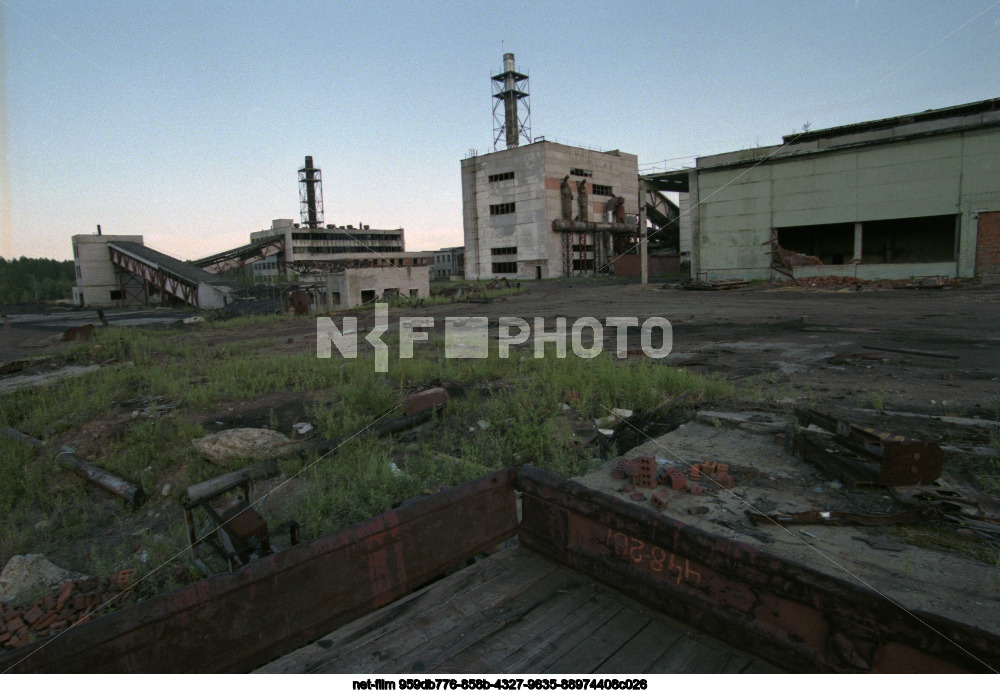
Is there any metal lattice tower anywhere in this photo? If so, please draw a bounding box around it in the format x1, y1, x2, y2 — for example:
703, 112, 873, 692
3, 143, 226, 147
492, 53, 531, 150
298, 156, 324, 228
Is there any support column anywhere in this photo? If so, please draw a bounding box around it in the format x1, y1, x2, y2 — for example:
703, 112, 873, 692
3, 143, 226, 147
853, 222, 863, 262
639, 179, 648, 285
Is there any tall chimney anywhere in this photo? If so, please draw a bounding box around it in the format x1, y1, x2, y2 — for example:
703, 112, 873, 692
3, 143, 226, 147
492, 53, 531, 151
298, 156, 324, 228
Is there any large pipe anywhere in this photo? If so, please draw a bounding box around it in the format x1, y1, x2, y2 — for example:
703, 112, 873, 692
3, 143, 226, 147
1, 426, 147, 508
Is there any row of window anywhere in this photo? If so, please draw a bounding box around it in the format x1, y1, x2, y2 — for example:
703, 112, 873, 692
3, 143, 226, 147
290, 232, 401, 242
492, 262, 517, 274
488, 171, 515, 182
293, 245, 402, 254
489, 202, 516, 216
570, 167, 592, 177
593, 184, 613, 196
491, 246, 517, 256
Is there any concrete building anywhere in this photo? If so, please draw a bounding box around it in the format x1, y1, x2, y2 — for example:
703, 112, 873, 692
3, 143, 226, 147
248, 218, 430, 282
646, 97, 1000, 282
431, 246, 465, 281
461, 140, 639, 279
72, 233, 242, 309
72, 233, 143, 306
318, 265, 430, 309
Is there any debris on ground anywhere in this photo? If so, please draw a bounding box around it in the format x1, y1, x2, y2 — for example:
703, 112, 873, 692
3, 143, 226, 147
191, 428, 296, 466
0, 555, 84, 607
0, 569, 139, 650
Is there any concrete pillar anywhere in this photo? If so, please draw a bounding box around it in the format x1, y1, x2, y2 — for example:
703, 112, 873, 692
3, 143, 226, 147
639, 179, 648, 285
854, 222, 863, 262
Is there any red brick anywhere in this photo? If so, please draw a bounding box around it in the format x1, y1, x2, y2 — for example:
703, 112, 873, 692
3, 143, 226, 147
651, 489, 670, 510
6, 616, 25, 633
636, 455, 658, 489
690, 484, 703, 495
669, 469, 686, 491
21, 605, 43, 626
0, 631, 9, 645
55, 582, 74, 611
48, 620, 67, 632
34, 612, 58, 631
715, 463, 729, 474
630, 491, 646, 501
689, 467, 702, 480
700, 461, 717, 474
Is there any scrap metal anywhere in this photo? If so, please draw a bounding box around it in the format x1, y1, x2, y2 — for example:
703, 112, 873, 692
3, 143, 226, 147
745, 508, 930, 527
792, 408, 944, 486
1, 426, 146, 507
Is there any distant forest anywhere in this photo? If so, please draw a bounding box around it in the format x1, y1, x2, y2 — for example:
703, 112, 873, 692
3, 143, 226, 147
0, 257, 76, 304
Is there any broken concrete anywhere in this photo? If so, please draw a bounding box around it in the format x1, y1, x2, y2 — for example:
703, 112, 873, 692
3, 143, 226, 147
0, 555, 83, 607
191, 428, 295, 466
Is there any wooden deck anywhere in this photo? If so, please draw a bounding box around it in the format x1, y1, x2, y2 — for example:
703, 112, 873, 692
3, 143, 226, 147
256, 546, 780, 674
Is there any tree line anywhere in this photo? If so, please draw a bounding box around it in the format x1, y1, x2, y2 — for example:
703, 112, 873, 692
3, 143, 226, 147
0, 257, 76, 304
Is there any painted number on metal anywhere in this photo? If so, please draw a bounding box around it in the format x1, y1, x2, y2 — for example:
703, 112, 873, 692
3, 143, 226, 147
603, 528, 701, 586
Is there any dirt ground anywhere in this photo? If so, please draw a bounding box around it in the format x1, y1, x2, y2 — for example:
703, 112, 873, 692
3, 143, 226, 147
2, 279, 998, 643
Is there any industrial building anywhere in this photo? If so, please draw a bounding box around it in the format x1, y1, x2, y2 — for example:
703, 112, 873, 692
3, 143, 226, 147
431, 246, 465, 281
71, 233, 242, 309
645, 97, 1000, 282
321, 264, 430, 309
461, 54, 643, 280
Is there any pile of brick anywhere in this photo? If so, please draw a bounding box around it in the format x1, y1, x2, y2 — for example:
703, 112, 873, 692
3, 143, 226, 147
611, 457, 737, 511
0, 568, 137, 650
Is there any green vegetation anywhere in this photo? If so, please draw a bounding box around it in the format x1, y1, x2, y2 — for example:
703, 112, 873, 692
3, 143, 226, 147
0, 257, 75, 304
0, 315, 733, 586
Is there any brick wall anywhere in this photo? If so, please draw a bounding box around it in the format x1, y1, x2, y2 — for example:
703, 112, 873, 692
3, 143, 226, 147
975, 211, 1000, 277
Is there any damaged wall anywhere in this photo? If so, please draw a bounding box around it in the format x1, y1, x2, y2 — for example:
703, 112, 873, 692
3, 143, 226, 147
687, 101, 1000, 281
461, 141, 638, 280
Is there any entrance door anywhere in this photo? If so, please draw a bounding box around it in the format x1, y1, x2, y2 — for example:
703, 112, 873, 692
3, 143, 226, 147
536, 266, 542, 280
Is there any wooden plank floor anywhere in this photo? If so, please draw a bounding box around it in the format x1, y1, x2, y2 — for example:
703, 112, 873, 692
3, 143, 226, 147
256, 546, 781, 674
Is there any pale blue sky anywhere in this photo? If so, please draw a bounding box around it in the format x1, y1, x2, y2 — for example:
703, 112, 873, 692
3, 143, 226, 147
2, 0, 999, 261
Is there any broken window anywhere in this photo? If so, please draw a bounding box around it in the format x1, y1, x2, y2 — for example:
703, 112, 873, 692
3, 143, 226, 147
491, 246, 517, 256
330, 292, 341, 306
572, 259, 595, 271
776, 223, 855, 265
570, 168, 592, 177
488, 171, 515, 182
410, 289, 419, 298
360, 290, 375, 303
489, 202, 516, 215
861, 215, 957, 264
593, 184, 612, 196
492, 261, 517, 274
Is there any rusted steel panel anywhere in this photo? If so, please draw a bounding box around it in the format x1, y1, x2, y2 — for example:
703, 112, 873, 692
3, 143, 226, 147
1, 469, 517, 673
516, 465, 998, 673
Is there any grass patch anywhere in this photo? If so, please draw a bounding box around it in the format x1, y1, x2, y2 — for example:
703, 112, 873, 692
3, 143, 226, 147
0, 321, 732, 586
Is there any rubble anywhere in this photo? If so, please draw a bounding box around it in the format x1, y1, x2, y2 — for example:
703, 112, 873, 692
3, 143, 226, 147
0, 570, 139, 651
191, 428, 296, 466
0, 555, 82, 607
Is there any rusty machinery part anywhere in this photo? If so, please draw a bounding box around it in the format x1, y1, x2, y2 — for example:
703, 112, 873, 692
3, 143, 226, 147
792, 408, 944, 486
183, 460, 299, 575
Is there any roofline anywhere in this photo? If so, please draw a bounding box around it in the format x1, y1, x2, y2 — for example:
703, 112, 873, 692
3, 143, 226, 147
782, 96, 1000, 144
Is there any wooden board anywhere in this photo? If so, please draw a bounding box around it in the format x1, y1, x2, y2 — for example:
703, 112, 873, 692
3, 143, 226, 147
258, 546, 773, 674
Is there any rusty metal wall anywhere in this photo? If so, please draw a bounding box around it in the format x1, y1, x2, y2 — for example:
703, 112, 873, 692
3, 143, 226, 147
516, 466, 996, 673
1, 470, 518, 673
